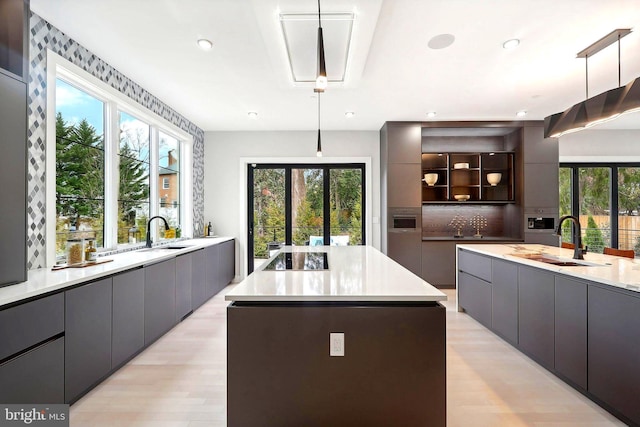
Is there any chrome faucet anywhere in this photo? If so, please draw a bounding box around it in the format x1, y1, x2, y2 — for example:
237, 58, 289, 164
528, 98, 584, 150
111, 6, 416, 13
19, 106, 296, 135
555, 215, 584, 260
146, 216, 170, 248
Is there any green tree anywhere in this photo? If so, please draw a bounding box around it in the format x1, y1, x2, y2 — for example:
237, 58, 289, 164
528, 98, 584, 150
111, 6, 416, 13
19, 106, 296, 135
584, 215, 605, 253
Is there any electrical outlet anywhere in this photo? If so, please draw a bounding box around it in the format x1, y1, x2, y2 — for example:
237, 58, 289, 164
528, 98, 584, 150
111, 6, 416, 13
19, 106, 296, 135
330, 332, 344, 356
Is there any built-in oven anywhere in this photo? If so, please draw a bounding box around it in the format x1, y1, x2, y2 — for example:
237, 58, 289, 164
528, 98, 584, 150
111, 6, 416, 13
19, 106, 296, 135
387, 207, 422, 276
527, 216, 555, 231
524, 214, 559, 246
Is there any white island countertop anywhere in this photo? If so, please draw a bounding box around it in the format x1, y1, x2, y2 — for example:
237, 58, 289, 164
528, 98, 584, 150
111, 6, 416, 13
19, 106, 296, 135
458, 243, 640, 294
0, 237, 233, 308
225, 246, 447, 302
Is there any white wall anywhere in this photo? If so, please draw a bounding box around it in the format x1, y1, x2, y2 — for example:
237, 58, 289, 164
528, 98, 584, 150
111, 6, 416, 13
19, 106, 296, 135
560, 129, 640, 162
204, 130, 380, 278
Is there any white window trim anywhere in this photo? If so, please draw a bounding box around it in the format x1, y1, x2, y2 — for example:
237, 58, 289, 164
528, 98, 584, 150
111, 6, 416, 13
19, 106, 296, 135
162, 177, 170, 189
46, 50, 193, 266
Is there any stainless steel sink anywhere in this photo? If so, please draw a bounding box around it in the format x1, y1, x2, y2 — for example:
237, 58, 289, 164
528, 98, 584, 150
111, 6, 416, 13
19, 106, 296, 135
509, 253, 606, 267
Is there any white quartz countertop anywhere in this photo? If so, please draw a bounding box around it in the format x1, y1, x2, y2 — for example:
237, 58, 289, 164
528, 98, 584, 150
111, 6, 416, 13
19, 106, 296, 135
0, 237, 233, 308
457, 243, 640, 294
225, 246, 447, 302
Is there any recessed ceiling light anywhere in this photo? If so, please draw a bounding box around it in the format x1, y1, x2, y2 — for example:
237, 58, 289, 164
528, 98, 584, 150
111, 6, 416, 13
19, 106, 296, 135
516, 110, 527, 117
197, 38, 213, 50
503, 39, 520, 49
426, 111, 437, 118
428, 34, 455, 50
248, 112, 258, 119
345, 111, 355, 118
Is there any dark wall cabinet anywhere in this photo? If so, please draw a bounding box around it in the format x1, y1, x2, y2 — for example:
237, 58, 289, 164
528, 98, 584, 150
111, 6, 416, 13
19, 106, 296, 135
0, 0, 28, 80
145, 258, 177, 345
65, 278, 113, 403
112, 268, 145, 368
588, 285, 640, 426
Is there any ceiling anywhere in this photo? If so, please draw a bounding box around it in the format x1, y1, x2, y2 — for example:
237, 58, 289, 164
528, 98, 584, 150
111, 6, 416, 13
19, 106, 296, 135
30, 0, 640, 132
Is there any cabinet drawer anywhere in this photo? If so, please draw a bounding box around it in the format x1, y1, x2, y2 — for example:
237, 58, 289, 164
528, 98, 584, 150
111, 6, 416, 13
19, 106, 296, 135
458, 271, 492, 329
458, 249, 492, 282
0, 293, 64, 360
0, 337, 64, 404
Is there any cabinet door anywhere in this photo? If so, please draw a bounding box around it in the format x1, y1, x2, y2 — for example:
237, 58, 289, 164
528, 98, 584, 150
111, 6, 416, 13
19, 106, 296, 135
388, 163, 421, 207
0, 71, 26, 285
458, 271, 492, 328
588, 285, 640, 425
518, 266, 554, 369
524, 163, 558, 209
220, 239, 235, 286
388, 231, 422, 277
144, 259, 176, 345
0, 337, 64, 404
458, 249, 492, 282
523, 125, 558, 164
422, 242, 455, 287
554, 276, 587, 390
491, 259, 518, 345
205, 244, 222, 298
191, 248, 207, 309
386, 124, 421, 163
176, 253, 193, 320
65, 277, 112, 403
112, 268, 145, 368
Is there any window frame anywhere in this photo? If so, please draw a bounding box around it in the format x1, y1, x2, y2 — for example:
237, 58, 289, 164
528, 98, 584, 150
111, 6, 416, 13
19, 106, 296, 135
46, 50, 193, 266
162, 177, 170, 189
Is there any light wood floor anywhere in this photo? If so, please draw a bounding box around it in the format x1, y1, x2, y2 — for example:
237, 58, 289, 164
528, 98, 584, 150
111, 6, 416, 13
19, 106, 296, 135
70, 288, 625, 426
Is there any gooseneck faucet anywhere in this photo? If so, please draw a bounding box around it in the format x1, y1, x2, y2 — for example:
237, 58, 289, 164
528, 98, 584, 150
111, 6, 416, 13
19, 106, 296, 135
555, 215, 584, 260
146, 216, 170, 248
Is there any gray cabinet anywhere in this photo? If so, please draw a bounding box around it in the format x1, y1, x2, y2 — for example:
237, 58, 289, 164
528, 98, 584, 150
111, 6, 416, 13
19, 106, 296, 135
458, 271, 492, 328
191, 248, 207, 309
386, 123, 422, 164
176, 253, 193, 321
144, 259, 177, 345
458, 249, 492, 282
422, 241, 456, 286
205, 243, 221, 298
491, 259, 518, 345
388, 163, 421, 207
220, 239, 235, 286
518, 266, 554, 370
524, 163, 559, 209
554, 276, 587, 390
588, 285, 640, 426
65, 278, 113, 403
0, 337, 64, 404
112, 268, 145, 368
0, 71, 27, 286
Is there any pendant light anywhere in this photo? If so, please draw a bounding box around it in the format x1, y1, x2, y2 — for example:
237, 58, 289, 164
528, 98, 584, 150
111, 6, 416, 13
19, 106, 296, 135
314, 0, 327, 93
316, 93, 323, 157
544, 29, 640, 138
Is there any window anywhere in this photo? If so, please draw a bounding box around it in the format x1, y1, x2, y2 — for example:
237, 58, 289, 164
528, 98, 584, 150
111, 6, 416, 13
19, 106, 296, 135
49, 53, 193, 263
560, 163, 640, 257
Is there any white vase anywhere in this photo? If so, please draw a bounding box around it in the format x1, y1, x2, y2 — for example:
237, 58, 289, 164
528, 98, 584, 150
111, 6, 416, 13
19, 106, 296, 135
424, 173, 438, 186
487, 172, 502, 186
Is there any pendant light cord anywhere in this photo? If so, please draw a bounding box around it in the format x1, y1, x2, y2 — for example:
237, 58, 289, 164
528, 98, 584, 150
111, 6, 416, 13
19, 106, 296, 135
318, 0, 321, 28
318, 93, 321, 129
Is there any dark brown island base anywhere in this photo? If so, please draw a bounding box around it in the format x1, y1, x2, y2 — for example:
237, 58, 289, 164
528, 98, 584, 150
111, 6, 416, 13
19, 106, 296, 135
226, 246, 447, 427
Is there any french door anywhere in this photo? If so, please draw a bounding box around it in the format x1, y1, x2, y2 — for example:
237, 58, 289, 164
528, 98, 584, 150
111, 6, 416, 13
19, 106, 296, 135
247, 163, 365, 273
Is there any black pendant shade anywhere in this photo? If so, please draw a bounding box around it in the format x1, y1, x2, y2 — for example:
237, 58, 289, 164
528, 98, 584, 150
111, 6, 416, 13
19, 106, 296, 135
314, 0, 327, 93
316, 92, 322, 157
544, 76, 640, 138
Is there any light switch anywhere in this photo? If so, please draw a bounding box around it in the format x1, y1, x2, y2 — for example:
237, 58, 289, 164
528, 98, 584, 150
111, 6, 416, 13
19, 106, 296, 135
330, 332, 344, 356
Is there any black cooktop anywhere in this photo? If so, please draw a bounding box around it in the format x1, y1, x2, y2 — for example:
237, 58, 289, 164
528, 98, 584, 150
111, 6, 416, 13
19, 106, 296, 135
263, 252, 329, 271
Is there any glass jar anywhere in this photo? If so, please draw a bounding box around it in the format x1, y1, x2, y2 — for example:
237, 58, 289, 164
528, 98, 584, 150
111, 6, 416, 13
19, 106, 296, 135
66, 238, 84, 265
85, 238, 97, 262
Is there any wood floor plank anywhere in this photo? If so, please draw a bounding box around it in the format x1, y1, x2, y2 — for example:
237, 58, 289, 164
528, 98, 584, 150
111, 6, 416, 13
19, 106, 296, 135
70, 287, 625, 426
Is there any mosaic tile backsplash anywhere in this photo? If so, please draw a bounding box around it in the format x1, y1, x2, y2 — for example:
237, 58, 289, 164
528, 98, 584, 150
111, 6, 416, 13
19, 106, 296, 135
27, 12, 205, 269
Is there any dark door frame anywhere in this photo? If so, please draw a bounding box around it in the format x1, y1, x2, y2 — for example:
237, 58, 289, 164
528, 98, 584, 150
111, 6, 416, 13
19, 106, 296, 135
247, 163, 366, 273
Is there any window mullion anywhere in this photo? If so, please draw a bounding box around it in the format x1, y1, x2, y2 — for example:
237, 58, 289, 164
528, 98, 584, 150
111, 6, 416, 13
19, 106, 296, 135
149, 126, 159, 241
103, 101, 119, 250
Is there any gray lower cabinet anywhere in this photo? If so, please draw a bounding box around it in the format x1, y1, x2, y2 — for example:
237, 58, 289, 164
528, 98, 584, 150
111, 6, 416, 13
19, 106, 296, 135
518, 266, 554, 370
491, 259, 518, 345
554, 276, 587, 390
65, 277, 113, 403
220, 239, 235, 286
588, 285, 640, 426
422, 242, 455, 287
0, 337, 64, 404
458, 249, 492, 283
458, 271, 492, 328
191, 248, 207, 309
145, 259, 177, 345
206, 243, 221, 298
112, 268, 145, 368
176, 253, 193, 321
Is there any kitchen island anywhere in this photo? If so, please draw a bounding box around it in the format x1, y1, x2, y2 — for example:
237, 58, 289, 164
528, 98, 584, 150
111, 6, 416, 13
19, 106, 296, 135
225, 245, 447, 427
456, 244, 640, 427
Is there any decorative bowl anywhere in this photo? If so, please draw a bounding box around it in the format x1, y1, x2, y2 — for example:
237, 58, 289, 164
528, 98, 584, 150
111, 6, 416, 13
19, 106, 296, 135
487, 172, 502, 186
424, 173, 438, 186
454, 194, 471, 201
453, 162, 469, 169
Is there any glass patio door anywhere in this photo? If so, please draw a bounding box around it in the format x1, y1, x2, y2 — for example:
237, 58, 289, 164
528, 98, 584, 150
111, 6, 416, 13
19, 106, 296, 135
248, 163, 364, 273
